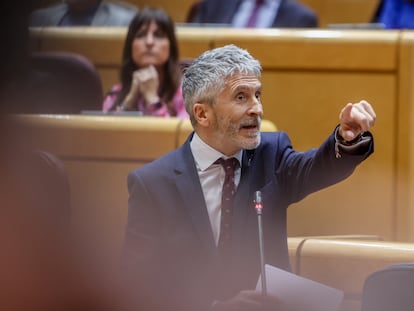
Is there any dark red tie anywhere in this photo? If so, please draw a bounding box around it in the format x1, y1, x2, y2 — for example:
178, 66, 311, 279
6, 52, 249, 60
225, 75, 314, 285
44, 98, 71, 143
246, 0, 264, 28
216, 158, 239, 258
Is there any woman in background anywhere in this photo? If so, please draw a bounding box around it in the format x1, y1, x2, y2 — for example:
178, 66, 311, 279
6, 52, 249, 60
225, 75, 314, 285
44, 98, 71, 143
103, 7, 188, 118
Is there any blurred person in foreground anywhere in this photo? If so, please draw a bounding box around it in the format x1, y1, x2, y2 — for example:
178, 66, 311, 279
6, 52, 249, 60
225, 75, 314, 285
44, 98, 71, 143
29, 0, 138, 27
122, 44, 376, 311
1, 3, 136, 310
102, 7, 188, 118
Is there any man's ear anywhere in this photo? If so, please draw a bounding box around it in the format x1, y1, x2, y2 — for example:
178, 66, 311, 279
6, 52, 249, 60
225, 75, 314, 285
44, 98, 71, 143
193, 102, 211, 127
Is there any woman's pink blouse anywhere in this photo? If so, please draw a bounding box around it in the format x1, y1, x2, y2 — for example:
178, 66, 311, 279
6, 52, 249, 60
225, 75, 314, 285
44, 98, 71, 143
102, 83, 188, 119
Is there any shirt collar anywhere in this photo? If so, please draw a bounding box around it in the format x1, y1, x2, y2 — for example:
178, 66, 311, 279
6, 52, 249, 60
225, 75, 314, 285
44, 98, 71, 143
190, 132, 243, 171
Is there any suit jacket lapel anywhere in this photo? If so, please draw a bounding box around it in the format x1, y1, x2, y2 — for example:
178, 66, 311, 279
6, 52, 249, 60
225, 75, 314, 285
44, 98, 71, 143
171, 138, 257, 261
91, 3, 108, 26
173, 137, 218, 256
273, 0, 289, 27
50, 5, 69, 25
222, 0, 243, 23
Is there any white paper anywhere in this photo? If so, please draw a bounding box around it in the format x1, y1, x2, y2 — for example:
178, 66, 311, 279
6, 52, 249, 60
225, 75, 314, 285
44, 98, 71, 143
256, 264, 344, 311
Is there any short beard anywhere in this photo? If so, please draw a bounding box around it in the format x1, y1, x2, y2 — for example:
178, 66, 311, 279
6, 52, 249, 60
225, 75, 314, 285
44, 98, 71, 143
215, 113, 261, 151
243, 134, 261, 150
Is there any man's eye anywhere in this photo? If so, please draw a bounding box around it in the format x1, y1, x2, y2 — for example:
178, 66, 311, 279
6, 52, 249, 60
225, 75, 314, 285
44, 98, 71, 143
236, 94, 246, 101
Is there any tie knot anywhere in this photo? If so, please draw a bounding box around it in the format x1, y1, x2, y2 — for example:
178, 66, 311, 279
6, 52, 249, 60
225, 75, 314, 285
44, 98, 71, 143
216, 157, 239, 174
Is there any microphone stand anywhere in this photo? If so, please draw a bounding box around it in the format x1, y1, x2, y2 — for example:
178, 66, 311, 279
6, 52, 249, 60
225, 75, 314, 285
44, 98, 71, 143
254, 191, 267, 296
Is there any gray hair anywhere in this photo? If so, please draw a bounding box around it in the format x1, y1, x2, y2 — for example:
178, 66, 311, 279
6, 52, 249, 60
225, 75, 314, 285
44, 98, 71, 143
182, 44, 262, 126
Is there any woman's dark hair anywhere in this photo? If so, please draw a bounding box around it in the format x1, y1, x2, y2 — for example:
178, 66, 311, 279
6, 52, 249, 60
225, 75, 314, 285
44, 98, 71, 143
115, 7, 181, 113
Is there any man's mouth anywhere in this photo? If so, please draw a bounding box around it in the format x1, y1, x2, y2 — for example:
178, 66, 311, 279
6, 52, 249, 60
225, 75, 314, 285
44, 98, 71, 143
240, 118, 261, 131
241, 124, 257, 130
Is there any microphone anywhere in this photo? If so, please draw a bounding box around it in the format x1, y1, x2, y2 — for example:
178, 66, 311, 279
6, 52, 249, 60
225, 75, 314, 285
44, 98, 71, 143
254, 191, 267, 296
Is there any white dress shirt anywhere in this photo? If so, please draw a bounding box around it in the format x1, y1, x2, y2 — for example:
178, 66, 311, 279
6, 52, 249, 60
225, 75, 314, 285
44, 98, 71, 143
190, 133, 242, 245
232, 0, 281, 28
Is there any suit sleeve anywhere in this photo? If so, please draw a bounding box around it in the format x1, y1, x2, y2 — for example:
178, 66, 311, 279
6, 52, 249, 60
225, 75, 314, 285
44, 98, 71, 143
276, 129, 373, 204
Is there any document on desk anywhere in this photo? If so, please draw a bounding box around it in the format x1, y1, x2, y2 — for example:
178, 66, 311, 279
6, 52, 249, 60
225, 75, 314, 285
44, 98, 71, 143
256, 264, 344, 311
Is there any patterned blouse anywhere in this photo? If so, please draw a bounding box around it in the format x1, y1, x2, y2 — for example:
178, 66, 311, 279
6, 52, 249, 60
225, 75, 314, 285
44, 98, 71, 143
102, 83, 189, 119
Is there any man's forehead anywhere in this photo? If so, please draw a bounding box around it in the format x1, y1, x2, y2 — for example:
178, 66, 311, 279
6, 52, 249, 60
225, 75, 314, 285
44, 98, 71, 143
225, 74, 261, 89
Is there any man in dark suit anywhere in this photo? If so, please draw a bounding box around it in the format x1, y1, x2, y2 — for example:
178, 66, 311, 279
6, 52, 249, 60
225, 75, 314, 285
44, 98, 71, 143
29, 0, 138, 27
122, 44, 375, 311
189, 0, 318, 28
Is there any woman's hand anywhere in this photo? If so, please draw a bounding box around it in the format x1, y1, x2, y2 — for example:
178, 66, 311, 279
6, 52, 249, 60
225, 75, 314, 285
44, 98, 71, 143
135, 65, 160, 105
123, 66, 160, 110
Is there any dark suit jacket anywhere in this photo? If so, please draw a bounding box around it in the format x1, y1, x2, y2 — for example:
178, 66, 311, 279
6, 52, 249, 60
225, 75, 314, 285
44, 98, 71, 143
192, 0, 318, 28
29, 1, 138, 27
123, 130, 372, 311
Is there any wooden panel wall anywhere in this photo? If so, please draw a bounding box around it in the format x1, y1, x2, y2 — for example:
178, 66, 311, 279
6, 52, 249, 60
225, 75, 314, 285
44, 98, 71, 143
300, 0, 380, 27
396, 32, 414, 241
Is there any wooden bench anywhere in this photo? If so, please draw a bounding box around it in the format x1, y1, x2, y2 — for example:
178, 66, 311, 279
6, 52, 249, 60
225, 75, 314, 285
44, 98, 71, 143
11, 114, 276, 255
12, 115, 180, 256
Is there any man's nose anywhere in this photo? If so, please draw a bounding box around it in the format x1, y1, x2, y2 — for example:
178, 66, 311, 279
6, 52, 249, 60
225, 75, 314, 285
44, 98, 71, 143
249, 98, 263, 116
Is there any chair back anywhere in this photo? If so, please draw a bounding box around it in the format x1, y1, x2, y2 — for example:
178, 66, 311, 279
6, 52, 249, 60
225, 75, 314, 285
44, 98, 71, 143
21, 51, 103, 114
362, 263, 414, 311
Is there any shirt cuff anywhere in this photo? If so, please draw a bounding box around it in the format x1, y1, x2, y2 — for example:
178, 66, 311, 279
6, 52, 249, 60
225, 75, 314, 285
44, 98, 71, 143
334, 126, 373, 158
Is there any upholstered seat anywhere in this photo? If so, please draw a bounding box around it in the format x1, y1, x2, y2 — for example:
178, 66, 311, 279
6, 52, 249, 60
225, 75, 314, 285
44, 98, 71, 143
12, 51, 103, 114
362, 263, 414, 311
